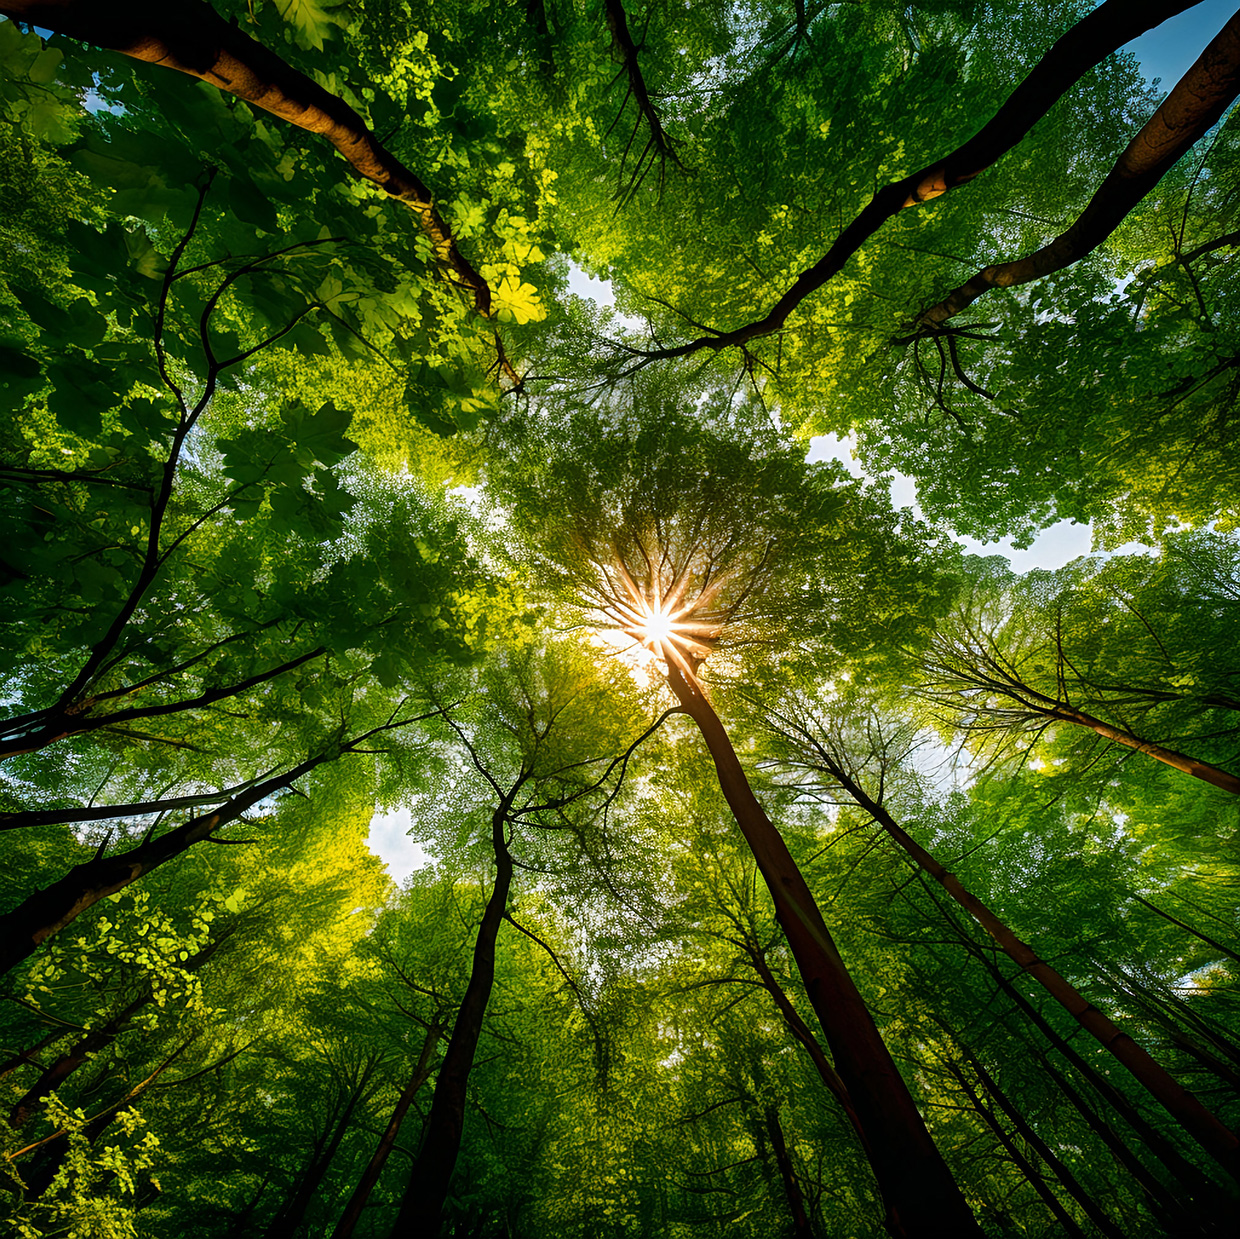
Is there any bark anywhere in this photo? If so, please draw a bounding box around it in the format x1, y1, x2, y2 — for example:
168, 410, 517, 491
821, 758, 1240, 1177
942, 1056, 1093, 1239
8, 993, 150, 1130
0, 755, 322, 976
742, 939, 868, 1147
764, 1103, 812, 1239
0, 1029, 69, 1085
1034, 1050, 1195, 1233
618, 0, 1204, 362
389, 805, 514, 1238
664, 663, 980, 1239
263, 1067, 377, 1239
331, 1019, 443, 1239
603, 0, 681, 202
0, 0, 493, 315
1, 780, 269, 831
915, 11, 1240, 329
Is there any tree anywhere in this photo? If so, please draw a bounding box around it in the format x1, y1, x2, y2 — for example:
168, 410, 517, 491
495, 394, 980, 1238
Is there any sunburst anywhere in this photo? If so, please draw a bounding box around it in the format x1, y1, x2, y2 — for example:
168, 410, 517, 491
592, 551, 729, 684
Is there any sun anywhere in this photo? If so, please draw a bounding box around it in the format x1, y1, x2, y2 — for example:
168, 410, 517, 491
640, 609, 674, 645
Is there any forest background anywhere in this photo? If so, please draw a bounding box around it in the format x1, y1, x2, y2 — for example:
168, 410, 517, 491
1, 1, 1239, 1237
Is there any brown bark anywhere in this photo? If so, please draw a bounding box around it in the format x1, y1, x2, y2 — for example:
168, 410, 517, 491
820, 759, 1240, 1178
617, 0, 1204, 362
13, 1036, 195, 1199
603, 0, 681, 202
922, 634, 1240, 795
742, 939, 867, 1145
389, 806, 514, 1238
960, 935, 1238, 1222
0, 1029, 69, 1085
916, 11, 1240, 328
942, 1056, 1094, 1239
0, 0, 493, 315
664, 663, 980, 1239
331, 1018, 443, 1239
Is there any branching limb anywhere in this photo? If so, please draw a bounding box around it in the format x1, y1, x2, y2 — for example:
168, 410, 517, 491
0, 0, 495, 315
912, 12, 1240, 331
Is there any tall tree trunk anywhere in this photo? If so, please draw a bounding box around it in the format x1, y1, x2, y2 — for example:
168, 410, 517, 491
13, 1036, 195, 1200
332, 1019, 443, 1239
742, 938, 869, 1150
916, 11, 1240, 328
958, 932, 1238, 1228
1034, 1049, 1196, 1234
664, 664, 980, 1239
823, 760, 1240, 1178
941, 1055, 1093, 1239
389, 806, 514, 1238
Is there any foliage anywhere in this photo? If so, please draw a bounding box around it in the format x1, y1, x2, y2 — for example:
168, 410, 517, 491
1, 2, 1239, 1236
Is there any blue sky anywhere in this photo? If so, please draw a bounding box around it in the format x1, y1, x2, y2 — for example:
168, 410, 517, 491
1125, 0, 1234, 87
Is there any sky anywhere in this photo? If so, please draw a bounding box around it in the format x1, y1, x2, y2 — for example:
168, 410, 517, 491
372, 4, 1225, 883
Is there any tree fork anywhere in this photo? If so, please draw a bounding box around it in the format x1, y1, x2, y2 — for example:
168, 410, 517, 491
663, 663, 980, 1239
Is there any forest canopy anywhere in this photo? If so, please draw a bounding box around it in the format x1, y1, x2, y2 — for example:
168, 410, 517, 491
1, 2, 1239, 1237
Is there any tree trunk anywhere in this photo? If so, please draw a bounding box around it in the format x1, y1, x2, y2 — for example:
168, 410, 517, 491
0, 0, 492, 315
389, 807, 514, 1238
332, 1019, 443, 1239
743, 939, 869, 1148
14, 1037, 195, 1199
942, 1055, 1093, 1239
916, 11, 1240, 328
764, 1103, 812, 1239
264, 1068, 375, 1239
825, 760, 1240, 1178
959, 935, 1237, 1228
664, 664, 980, 1239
